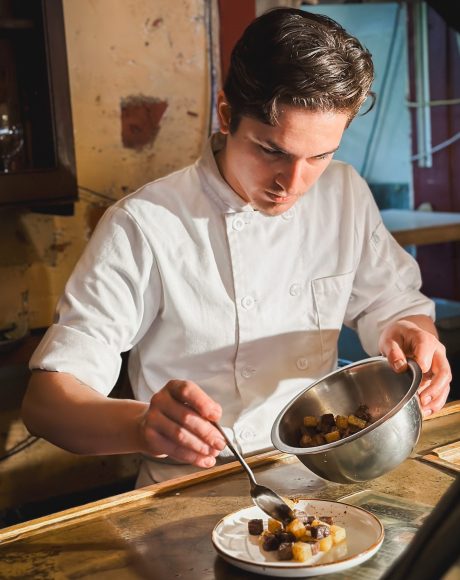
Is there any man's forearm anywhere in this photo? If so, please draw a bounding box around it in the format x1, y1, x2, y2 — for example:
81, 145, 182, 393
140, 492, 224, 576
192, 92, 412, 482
22, 370, 148, 456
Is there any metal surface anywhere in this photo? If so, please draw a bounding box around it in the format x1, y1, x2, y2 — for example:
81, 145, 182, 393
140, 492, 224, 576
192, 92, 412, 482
271, 356, 423, 484
213, 422, 294, 525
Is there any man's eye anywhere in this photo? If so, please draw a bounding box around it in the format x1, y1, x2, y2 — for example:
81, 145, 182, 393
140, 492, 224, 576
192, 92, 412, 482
260, 145, 281, 156
314, 153, 332, 161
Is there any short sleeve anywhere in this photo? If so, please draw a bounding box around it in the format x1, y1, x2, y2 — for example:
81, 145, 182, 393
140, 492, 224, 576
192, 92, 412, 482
29, 205, 161, 395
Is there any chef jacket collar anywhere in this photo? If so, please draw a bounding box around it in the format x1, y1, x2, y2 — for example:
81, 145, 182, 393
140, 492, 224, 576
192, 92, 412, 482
196, 133, 256, 214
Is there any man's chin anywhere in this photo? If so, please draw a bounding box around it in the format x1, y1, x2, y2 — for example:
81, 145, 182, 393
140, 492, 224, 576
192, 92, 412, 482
255, 202, 295, 216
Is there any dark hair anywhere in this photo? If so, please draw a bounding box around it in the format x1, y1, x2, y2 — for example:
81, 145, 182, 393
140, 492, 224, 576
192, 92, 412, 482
223, 8, 375, 132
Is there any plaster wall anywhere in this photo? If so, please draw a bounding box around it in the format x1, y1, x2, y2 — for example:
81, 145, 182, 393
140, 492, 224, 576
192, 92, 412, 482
0, 0, 210, 331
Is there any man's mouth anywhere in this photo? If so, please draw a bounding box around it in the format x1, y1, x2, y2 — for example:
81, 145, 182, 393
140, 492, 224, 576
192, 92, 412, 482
266, 191, 296, 204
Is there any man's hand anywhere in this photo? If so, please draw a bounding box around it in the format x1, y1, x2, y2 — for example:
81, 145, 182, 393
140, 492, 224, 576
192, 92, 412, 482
139, 380, 226, 468
378, 315, 451, 417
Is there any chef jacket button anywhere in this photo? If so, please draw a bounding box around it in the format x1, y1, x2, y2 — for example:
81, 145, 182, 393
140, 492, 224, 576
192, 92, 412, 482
289, 283, 301, 296
233, 217, 245, 231
296, 357, 309, 370
239, 428, 256, 441
241, 367, 254, 379
241, 295, 255, 309
282, 209, 294, 221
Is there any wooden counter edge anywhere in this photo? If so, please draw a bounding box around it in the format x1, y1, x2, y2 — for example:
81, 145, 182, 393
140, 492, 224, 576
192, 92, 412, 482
0, 450, 295, 545
1, 400, 458, 545
423, 400, 460, 421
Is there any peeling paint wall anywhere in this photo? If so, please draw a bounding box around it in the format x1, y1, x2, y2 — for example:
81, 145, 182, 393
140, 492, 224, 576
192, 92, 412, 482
0, 0, 210, 331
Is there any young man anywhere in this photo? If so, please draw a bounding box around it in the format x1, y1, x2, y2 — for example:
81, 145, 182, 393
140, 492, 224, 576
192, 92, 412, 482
22, 8, 451, 486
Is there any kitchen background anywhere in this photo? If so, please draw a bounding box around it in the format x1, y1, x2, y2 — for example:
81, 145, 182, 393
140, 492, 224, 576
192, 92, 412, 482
0, 0, 459, 525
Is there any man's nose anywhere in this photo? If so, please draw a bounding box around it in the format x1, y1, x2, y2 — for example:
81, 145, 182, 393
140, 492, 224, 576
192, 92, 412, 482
275, 159, 305, 195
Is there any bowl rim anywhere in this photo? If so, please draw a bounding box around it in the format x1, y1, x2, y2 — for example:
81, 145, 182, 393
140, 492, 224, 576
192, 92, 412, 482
271, 355, 422, 454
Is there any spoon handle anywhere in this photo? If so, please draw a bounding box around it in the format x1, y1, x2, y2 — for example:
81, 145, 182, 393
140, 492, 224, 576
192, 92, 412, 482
213, 421, 258, 488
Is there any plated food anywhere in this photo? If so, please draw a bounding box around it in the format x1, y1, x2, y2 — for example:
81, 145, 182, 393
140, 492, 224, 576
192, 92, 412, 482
249, 508, 347, 563
212, 498, 384, 577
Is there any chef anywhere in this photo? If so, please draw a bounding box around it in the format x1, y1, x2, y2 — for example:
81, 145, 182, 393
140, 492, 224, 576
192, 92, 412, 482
22, 8, 451, 486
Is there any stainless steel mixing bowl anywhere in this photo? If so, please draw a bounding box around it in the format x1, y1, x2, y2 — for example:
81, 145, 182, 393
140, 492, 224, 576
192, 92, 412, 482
271, 356, 423, 483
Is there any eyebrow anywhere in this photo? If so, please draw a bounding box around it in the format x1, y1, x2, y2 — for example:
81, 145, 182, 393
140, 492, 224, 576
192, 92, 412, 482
263, 138, 340, 158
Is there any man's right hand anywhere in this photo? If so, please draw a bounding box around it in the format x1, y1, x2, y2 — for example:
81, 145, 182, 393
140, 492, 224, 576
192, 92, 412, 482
139, 380, 226, 468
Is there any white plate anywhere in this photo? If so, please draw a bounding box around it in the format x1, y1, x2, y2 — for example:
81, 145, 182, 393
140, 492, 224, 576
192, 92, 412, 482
212, 498, 384, 577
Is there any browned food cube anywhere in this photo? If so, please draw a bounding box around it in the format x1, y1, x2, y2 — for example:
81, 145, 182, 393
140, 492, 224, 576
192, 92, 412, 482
300, 425, 317, 437
343, 423, 363, 436
300, 433, 314, 447
248, 518, 263, 535
303, 415, 319, 428
277, 542, 294, 561
293, 510, 315, 525
354, 404, 371, 422
261, 532, 280, 551
348, 414, 367, 430
324, 429, 340, 443
310, 524, 330, 539
275, 530, 296, 543
319, 515, 334, 525
302, 538, 320, 555
335, 415, 349, 431
311, 433, 326, 446
319, 413, 336, 433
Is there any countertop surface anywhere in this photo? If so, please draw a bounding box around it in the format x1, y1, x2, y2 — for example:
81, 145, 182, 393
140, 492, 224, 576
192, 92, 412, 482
0, 404, 459, 579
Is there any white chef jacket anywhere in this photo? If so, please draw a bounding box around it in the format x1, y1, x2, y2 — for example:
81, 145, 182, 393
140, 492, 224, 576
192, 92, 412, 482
30, 134, 434, 485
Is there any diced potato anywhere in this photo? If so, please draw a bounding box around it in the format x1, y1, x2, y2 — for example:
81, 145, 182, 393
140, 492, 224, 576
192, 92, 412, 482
348, 414, 367, 429
303, 415, 319, 427
268, 518, 283, 533
286, 518, 306, 539
335, 415, 349, 430
292, 541, 313, 563
330, 524, 347, 544
318, 534, 333, 552
301, 538, 320, 555
300, 433, 313, 447
312, 433, 326, 446
324, 430, 340, 443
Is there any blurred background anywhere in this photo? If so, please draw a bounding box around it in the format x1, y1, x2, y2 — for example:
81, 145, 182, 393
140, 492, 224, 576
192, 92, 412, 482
0, 0, 459, 525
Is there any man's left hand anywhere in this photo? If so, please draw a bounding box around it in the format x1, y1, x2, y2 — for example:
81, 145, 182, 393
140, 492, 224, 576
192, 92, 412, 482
378, 315, 451, 417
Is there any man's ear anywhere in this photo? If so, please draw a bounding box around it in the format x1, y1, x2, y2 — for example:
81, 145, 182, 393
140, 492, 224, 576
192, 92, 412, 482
216, 90, 231, 134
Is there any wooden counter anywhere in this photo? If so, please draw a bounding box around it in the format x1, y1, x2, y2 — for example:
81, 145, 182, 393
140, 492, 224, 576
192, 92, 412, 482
0, 403, 459, 579
381, 208, 460, 246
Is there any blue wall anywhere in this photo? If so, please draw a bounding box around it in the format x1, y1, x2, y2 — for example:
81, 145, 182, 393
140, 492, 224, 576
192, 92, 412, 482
304, 3, 412, 200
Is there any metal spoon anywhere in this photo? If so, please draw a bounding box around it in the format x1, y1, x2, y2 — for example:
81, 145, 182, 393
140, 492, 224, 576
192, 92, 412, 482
213, 422, 295, 525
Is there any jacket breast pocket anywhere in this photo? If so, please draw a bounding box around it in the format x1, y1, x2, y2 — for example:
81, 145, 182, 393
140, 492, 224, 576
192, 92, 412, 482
312, 272, 355, 362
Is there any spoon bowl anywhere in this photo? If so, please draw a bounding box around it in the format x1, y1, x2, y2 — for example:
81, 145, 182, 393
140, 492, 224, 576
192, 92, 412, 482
213, 422, 294, 525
